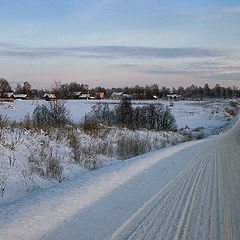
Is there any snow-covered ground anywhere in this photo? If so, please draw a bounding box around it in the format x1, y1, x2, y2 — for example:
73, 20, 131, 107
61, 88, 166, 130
109, 118, 240, 240
0, 124, 187, 206
0, 99, 236, 134
0, 99, 239, 240
0, 138, 212, 240
0, 99, 238, 206
1, 118, 240, 240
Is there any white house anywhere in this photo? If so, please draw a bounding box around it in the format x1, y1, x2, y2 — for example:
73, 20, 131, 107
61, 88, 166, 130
14, 94, 28, 100
110, 92, 124, 100
43, 93, 57, 101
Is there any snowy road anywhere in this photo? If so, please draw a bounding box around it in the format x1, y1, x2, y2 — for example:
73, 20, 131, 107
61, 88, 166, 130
110, 119, 240, 240
0, 119, 239, 240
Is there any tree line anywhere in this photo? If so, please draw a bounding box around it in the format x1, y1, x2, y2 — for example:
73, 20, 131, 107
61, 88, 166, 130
94, 83, 240, 99
0, 78, 240, 99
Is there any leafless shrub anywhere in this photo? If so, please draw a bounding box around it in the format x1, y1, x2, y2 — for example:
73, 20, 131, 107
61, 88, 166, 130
81, 146, 99, 170
0, 114, 8, 140
0, 174, 7, 197
32, 100, 70, 128
21, 169, 41, 192
82, 119, 100, 135
82, 120, 111, 140
180, 131, 194, 141
94, 140, 113, 157
28, 140, 63, 182
68, 131, 82, 164
116, 133, 148, 160
20, 114, 33, 130
68, 131, 100, 170
0, 114, 8, 128
76, 144, 99, 170
48, 100, 70, 127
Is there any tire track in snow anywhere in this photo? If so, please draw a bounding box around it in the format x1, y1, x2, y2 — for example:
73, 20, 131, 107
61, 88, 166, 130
109, 119, 240, 240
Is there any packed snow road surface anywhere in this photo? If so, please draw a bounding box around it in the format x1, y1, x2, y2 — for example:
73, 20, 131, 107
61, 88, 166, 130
0, 119, 239, 240
110, 120, 240, 240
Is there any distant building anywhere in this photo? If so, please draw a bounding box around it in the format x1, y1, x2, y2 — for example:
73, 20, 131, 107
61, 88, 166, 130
43, 93, 57, 101
6, 92, 14, 98
67, 91, 91, 99
79, 93, 90, 99
110, 92, 124, 100
67, 91, 82, 99
166, 94, 182, 100
14, 94, 28, 100
95, 92, 105, 99
122, 94, 132, 99
0, 92, 14, 102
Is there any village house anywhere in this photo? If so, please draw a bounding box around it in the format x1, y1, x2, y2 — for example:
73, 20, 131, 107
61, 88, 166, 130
166, 94, 182, 100
95, 92, 105, 99
67, 91, 82, 99
110, 92, 124, 100
43, 93, 57, 101
79, 93, 90, 99
67, 92, 91, 99
0, 92, 14, 102
122, 93, 132, 99
110, 92, 132, 100
13, 94, 29, 100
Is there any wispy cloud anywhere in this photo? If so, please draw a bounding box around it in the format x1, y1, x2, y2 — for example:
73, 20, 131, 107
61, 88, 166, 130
0, 43, 227, 59
140, 67, 240, 82
109, 64, 139, 69
111, 60, 240, 75
140, 68, 194, 75
109, 64, 193, 75
200, 73, 240, 81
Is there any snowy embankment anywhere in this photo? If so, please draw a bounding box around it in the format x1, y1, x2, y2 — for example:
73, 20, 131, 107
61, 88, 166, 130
0, 125, 185, 206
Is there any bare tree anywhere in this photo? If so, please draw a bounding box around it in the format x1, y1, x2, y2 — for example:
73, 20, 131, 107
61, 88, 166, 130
0, 78, 12, 94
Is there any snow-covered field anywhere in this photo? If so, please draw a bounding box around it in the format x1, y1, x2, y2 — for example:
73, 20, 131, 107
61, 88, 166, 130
0, 99, 236, 134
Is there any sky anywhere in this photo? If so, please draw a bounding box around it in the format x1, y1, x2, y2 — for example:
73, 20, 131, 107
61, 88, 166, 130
0, 0, 240, 89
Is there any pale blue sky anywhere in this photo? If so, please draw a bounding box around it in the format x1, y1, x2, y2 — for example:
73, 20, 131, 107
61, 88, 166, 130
0, 0, 240, 88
